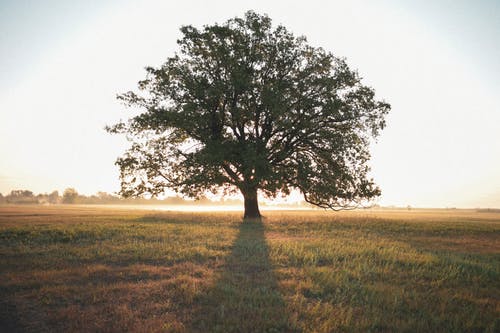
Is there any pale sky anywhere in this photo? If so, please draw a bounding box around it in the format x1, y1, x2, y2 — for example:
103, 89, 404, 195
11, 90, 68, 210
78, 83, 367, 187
1, 0, 499, 208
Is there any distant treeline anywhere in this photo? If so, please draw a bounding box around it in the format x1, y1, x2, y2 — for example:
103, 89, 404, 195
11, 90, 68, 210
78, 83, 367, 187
0, 188, 245, 206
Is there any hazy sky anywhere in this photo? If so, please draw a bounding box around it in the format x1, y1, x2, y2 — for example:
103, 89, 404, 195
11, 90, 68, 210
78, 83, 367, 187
1, 0, 499, 208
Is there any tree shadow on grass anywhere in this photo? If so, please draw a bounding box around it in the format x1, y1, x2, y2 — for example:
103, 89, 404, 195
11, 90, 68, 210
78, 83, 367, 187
189, 218, 295, 332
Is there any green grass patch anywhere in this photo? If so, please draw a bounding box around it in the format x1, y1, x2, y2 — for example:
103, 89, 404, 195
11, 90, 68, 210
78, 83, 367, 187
0, 206, 499, 332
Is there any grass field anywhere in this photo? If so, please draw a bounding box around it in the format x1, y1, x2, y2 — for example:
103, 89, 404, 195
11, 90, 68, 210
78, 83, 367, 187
0, 205, 499, 332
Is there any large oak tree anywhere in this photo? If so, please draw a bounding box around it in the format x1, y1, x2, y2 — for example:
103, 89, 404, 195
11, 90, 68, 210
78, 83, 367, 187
107, 11, 390, 219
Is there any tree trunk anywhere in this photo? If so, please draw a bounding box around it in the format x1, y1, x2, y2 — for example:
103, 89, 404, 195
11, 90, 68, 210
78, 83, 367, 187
242, 188, 261, 220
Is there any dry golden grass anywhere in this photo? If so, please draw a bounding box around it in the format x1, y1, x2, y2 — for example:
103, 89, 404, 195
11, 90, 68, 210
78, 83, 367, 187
0, 205, 499, 332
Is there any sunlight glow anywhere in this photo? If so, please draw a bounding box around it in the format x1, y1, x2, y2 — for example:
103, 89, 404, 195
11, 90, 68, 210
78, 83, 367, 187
0, 0, 499, 208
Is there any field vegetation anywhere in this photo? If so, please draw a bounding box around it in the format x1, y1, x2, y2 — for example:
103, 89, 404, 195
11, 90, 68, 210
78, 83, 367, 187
0, 205, 499, 332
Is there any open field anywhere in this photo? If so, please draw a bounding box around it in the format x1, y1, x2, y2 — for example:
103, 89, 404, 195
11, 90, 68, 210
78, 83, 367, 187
0, 205, 499, 332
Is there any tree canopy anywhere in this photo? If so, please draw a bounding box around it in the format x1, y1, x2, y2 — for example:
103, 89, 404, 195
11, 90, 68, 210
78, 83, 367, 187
62, 188, 78, 204
107, 11, 390, 219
